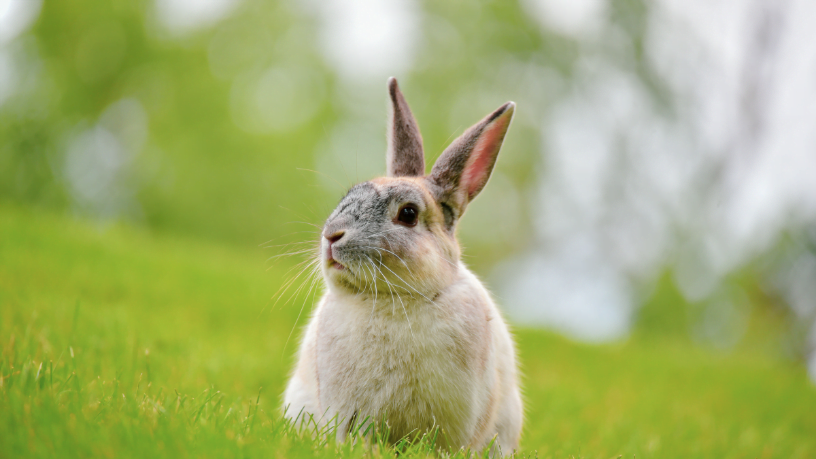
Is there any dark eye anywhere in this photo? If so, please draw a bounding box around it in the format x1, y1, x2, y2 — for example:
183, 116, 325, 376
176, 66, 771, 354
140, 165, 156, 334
396, 204, 419, 227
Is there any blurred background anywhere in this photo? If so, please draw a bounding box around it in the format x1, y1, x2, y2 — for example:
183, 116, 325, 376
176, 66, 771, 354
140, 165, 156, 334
2, 0, 815, 379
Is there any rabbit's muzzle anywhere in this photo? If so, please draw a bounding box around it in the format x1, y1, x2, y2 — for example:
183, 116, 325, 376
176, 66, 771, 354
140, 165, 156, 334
323, 229, 346, 270
320, 227, 372, 274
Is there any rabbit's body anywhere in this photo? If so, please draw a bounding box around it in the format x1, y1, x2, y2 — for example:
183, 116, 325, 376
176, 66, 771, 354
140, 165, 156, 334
283, 78, 522, 455
285, 261, 521, 451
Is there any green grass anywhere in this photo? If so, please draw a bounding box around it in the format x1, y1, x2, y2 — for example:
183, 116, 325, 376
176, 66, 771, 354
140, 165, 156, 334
1, 203, 814, 458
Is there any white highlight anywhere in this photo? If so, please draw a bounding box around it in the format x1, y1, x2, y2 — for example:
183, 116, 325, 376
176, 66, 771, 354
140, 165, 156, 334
502, 0, 816, 348
63, 99, 148, 219
154, 0, 238, 34
520, 0, 607, 37
229, 64, 326, 134
303, 0, 421, 82
0, 0, 42, 45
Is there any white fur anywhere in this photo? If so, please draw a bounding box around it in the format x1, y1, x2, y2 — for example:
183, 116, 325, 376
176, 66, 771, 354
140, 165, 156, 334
283, 262, 523, 454
284, 78, 521, 455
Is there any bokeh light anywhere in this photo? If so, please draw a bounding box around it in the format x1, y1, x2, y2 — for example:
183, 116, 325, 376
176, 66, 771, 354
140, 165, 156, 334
2, 0, 815, 382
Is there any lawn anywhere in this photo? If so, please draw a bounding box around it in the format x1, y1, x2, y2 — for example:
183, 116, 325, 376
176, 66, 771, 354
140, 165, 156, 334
1, 203, 814, 458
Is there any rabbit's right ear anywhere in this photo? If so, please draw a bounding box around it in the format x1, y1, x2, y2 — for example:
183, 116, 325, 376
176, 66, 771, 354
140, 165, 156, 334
429, 102, 514, 221
386, 77, 425, 177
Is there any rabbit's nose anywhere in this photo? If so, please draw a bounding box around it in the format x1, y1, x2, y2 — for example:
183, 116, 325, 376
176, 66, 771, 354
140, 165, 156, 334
325, 230, 345, 244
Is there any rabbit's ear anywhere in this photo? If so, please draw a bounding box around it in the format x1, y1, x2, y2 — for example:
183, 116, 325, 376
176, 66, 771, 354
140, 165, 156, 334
429, 102, 515, 210
386, 77, 425, 177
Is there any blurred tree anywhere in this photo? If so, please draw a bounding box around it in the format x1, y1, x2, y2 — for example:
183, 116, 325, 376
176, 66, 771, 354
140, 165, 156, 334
1, 0, 814, 375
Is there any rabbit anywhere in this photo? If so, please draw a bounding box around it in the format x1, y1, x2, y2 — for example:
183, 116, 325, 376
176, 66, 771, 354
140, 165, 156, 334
283, 77, 523, 455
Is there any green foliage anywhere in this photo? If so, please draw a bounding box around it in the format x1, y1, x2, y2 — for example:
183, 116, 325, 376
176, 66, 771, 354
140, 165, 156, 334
2, 204, 815, 458
0, 0, 547, 266
2, 2, 815, 455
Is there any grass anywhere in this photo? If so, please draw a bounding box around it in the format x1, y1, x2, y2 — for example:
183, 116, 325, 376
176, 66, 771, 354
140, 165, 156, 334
1, 203, 815, 458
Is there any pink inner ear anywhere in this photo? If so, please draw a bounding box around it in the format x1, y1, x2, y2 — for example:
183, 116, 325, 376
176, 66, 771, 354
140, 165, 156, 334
462, 116, 509, 199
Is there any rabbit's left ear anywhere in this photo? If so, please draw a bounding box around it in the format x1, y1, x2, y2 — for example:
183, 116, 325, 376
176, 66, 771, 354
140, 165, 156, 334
386, 77, 425, 177
429, 102, 515, 211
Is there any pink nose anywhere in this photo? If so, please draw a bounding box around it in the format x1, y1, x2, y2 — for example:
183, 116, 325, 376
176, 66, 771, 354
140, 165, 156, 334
325, 230, 345, 261
325, 230, 345, 244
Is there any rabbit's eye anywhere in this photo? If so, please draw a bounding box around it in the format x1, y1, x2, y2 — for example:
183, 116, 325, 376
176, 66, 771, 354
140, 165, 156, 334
396, 204, 419, 227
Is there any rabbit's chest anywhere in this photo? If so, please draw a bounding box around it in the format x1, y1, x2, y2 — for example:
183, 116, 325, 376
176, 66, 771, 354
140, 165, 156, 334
315, 300, 483, 436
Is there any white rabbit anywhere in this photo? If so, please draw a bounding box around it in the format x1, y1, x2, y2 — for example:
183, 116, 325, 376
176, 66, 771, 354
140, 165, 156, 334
283, 77, 522, 455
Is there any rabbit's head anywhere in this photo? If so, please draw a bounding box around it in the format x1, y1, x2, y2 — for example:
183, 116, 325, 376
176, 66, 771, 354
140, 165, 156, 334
321, 78, 515, 298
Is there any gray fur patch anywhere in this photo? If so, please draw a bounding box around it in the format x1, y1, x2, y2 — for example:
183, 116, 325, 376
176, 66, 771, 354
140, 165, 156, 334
323, 180, 431, 289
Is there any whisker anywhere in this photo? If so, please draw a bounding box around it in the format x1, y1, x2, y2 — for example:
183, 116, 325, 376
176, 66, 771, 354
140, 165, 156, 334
361, 246, 414, 275
361, 246, 442, 308
378, 261, 438, 306
282, 264, 323, 359
363, 257, 379, 326
295, 167, 348, 193
368, 259, 415, 341
266, 258, 320, 311
258, 256, 318, 319
261, 239, 317, 250
266, 248, 319, 262
282, 221, 324, 230
258, 231, 319, 247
